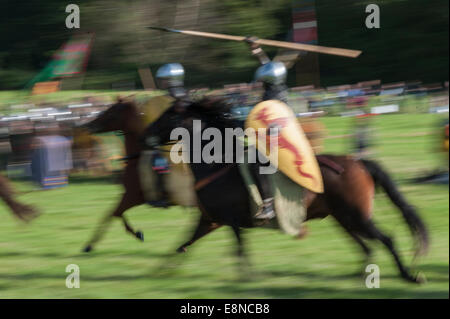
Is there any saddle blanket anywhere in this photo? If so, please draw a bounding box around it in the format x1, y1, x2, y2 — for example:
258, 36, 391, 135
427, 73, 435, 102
238, 161, 306, 236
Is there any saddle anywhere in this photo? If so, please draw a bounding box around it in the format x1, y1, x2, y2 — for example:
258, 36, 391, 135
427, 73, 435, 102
316, 155, 345, 175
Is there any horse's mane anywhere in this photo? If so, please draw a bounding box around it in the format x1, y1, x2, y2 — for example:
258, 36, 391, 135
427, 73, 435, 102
188, 96, 238, 129
119, 99, 138, 109
189, 96, 233, 115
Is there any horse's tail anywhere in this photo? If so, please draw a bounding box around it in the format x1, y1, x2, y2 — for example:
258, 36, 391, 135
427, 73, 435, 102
360, 159, 429, 256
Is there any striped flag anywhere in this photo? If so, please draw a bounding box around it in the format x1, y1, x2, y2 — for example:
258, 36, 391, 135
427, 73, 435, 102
292, 0, 320, 87
292, 0, 318, 44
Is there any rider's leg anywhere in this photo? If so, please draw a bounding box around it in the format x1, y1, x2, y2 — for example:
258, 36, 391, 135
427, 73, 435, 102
156, 172, 170, 206
147, 172, 170, 208
248, 161, 275, 219
148, 152, 170, 208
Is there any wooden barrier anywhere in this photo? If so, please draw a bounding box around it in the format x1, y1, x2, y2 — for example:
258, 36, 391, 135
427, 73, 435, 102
31, 81, 60, 95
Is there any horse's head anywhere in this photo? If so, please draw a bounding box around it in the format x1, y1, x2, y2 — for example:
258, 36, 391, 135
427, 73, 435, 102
81, 100, 142, 135
143, 96, 233, 149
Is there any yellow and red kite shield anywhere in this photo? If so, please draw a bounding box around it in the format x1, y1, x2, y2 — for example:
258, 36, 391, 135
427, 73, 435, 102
141, 95, 175, 126
245, 100, 324, 193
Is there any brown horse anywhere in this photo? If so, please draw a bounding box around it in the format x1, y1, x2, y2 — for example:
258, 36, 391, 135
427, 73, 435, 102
80, 99, 148, 251
0, 174, 39, 222
144, 97, 429, 283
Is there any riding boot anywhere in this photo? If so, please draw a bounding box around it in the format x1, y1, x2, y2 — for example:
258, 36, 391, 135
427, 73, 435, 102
148, 173, 170, 208
148, 152, 170, 208
249, 161, 276, 220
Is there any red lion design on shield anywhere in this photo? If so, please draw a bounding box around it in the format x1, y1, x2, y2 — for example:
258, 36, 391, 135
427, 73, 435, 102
254, 106, 317, 186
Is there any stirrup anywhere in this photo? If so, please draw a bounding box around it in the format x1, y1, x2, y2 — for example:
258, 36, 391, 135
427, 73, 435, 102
255, 204, 276, 220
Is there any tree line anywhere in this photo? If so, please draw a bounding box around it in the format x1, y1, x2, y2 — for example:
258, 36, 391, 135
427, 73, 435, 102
0, 0, 448, 90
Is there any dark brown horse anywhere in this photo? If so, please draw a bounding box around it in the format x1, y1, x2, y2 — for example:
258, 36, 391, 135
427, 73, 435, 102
0, 174, 39, 222
143, 97, 429, 283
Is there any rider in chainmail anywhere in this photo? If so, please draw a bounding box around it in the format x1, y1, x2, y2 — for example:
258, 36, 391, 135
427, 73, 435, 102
242, 37, 291, 220
156, 63, 192, 111
246, 36, 289, 103
142, 63, 191, 207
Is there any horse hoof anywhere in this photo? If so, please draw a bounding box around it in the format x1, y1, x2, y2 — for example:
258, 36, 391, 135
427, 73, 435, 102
415, 272, 427, 284
83, 245, 92, 253
136, 231, 144, 242
403, 271, 424, 284
176, 246, 187, 253
297, 226, 309, 240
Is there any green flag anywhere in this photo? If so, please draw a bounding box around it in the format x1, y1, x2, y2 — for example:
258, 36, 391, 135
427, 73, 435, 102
25, 33, 94, 89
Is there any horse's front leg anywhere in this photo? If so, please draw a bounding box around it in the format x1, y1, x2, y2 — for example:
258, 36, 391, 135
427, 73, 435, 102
231, 225, 251, 279
122, 215, 144, 241
176, 217, 222, 253
83, 192, 142, 252
153, 216, 221, 276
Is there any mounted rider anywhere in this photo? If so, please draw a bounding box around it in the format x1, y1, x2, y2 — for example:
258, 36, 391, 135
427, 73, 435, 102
243, 37, 323, 221
239, 37, 292, 220
155, 63, 192, 111
142, 63, 192, 207
247, 36, 289, 103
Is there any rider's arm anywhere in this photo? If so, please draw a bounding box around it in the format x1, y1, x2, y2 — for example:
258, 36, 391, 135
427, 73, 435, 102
245, 36, 270, 65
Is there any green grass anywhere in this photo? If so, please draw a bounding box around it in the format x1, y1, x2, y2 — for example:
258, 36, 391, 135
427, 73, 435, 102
0, 113, 448, 298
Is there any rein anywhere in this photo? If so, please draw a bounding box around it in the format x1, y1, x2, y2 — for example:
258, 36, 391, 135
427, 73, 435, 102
149, 141, 178, 153
121, 154, 141, 162
316, 155, 345, 175
121, 141, 177, 161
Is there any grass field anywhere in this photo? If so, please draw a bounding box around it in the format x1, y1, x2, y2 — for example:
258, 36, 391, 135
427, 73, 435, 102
0, 113, 448, 298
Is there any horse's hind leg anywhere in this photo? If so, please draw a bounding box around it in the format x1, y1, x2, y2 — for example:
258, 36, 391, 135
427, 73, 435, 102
333, 215, 372, 271
345, 229, 374, 276
360, 220, 421, 283
347, 229, 372, 260
176, 217, 221, 253
153, 217, 221, 276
